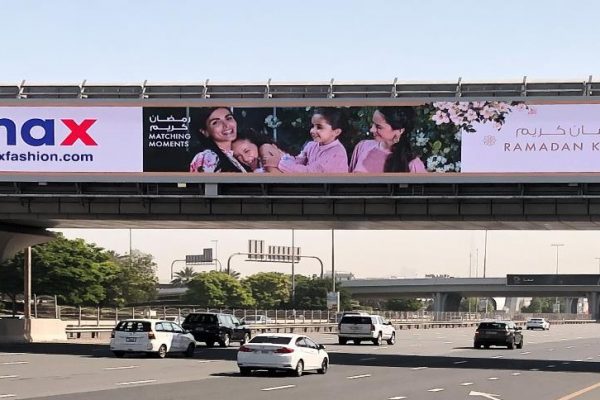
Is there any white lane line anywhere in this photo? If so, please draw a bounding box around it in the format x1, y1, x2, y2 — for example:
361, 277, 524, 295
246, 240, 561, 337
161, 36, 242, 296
529, 368, 540, 371
0, 353, 25, 356
461, 382, 474, 386
261, 385, 295, 391
453, 361, 468, 364
116, 380, 156, 386
104, 366, 139, 370
388, 397, 407, 399
488, 377, 499, 380
490, 355, 503, 359
360, 357, 377, 361
347, 374, 371, 380
520, 351, 531, 355
411, 367, 428, 370
547, 365, 556, 368
0, 395, 16, 398
428, 388, 444, 392
1, 362, 28, 365
575, 359, 583, 362
444, 341, 453, 344
196, 360, 219, 363
566, 346, 575, 349
512, 372, 521, 376
0, 376, 18, 379
586, 357, 594, 360
373, 346, 389, 350
562, 362, 570, 365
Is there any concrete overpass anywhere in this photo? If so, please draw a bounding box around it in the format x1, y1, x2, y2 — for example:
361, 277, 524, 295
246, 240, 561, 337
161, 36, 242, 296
342, 277, 600, 319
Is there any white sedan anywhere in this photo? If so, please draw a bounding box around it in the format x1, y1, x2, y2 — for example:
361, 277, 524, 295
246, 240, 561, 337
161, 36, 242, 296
526, 317, 550, 330
237, 333, 329, 376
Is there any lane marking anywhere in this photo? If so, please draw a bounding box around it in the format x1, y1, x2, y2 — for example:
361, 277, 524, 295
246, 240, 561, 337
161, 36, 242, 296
116, 380, 156, 386
490, 355, 503, 359
388, 397, 407, 399
411, 367, 428, 370
556, 381, 600, 400
104, 366, 139, 370
574, 359, 583, 362
547, 365, 556, 368
1, 362, 28, 365
454, 361, 468, 364
566, 346, 575, 349
261, 385, 295, 391
512, 372, 521, 376
347, 374, 371, 380
373, 346, 389, 350
428, 388, 444, 392
196, 360, 219, 363
488, 377, 499, 380
444, 341, 453, 344
0, 376, 18, 379
520, 351, 531, 355
562, 362, 570, 365
461, 382, 474, 386
529, 368, 540, 371
0, 353, 25, 356
586, 357, 594, 360
360, 357, 377, 361
0, 395, 16, 399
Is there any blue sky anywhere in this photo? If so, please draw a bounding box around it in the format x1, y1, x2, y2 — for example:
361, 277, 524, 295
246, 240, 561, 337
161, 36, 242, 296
4, 0, 600, 282
2, 0, 599, 83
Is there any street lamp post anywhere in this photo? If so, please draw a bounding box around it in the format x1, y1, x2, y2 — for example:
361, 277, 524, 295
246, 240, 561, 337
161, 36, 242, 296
551, 243, 564, 313
170, 259, 186, 281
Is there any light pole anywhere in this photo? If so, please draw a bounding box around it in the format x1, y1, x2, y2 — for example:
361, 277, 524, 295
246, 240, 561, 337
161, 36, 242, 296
551, 243, 564, 313
170, 259, 186, 281
211, 240, 219, 271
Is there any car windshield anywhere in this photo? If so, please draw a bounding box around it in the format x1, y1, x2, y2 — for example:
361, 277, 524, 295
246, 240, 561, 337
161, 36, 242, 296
340, 316, 372, 324
185, 314, 217, 324
249, 336, 292, 345
115, 321, 151, 332
478, 322, 507, 330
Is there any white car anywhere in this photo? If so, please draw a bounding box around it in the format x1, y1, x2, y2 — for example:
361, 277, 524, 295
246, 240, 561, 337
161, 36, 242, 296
526, 318, 550, 330
237, 333, 329, 377
240, 315, 274, 325
110, 319, 196, 358
337, 314, 396, 345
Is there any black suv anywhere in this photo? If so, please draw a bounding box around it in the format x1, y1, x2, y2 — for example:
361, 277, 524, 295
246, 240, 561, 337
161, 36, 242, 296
474, 321, 523, 349
182, 312, 251, 347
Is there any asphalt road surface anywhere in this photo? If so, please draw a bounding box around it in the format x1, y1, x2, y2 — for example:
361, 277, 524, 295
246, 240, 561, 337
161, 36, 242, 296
1, 324, 599, 400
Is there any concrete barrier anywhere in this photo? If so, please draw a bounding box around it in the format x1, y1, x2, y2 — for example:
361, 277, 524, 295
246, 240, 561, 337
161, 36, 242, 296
0, 318, 67, 343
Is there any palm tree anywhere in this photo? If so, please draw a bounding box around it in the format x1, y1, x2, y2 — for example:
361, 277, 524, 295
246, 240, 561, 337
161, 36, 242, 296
227, 269, 241, 279
171, 266, 198, 287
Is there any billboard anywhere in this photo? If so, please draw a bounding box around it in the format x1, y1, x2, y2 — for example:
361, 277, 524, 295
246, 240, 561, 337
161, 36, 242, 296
507, 274, 600, 286
3, 102, 600, 174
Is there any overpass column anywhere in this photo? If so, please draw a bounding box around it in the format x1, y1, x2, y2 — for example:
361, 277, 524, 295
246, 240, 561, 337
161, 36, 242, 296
432, 293, 448, 314
588, 292, 600, 321
565, 298, 579, 314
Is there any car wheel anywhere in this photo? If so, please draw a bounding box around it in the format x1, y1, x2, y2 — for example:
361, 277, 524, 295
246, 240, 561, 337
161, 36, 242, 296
157, 344, 167, 358
220, 333, 231, 347
474, 342, 481, 349
484, 344, 490, 349
373, 333, 382, 346
113, 351, 125, 358
240, 333, 250, 345
516, 339, 523, 349
387, 332, 396, 345
184, 343, 195, 357
507, 339, 515, 350
317, 358, 328, 374
293, 360, 304, 377
239, 367, 252, 376
338, 337, 347, 345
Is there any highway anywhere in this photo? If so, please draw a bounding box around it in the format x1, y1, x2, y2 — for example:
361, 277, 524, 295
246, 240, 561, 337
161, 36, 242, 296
1, 324, 599, 400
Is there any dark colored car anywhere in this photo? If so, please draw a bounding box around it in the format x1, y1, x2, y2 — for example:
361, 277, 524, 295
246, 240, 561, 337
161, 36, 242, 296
182, 312, 251, 347
474, 321, 523, 349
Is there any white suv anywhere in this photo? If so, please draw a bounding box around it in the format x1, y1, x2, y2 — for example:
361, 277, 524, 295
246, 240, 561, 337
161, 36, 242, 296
526, 317, 550, 330
337, 314, 396, 346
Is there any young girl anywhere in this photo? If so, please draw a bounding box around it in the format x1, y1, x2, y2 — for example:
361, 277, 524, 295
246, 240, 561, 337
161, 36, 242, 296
350, 107, 426, 173
231, 129, 282, 173
262, 107, 349, 173
189, 107, 249, 173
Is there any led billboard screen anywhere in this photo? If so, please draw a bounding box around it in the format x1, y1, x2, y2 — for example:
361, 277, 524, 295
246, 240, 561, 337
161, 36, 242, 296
3, 102, 600, 174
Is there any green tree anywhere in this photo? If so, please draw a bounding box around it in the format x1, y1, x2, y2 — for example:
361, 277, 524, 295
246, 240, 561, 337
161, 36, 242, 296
104, 249, 158, 306
171, 266, 198, 287
185, 271, 255, 308
522, 297, 557, 313
0, 256, 24, 316
385, 298, 423, 311
293, 276, 352, 310
243, 272, 290, 308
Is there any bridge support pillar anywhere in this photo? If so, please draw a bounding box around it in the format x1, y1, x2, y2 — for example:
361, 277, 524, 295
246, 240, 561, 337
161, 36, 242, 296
565, 298, 579, 314
432, 293, 462, 316
587, 292, 600, 321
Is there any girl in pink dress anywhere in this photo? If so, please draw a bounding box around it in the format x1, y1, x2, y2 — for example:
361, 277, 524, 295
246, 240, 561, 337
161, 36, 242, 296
350, 107, 426, 173
262, 107, 349, 173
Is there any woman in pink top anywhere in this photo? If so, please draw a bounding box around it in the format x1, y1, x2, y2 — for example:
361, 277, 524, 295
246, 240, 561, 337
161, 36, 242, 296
350, 107, 426, 173
262, 107, 349, 173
